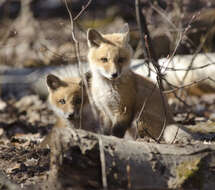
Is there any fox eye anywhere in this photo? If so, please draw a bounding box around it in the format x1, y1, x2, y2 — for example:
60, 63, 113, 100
59, 99, 66, 104
100, 57, 108, 63
118, 57, 125, 63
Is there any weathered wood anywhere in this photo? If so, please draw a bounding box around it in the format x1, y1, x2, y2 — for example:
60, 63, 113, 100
47, 127, 215, 190
0, 171, 21, 190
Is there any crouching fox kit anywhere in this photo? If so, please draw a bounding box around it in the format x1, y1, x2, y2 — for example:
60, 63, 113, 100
87, 25, 174, 139
40, 73, 99, 148
46, 73, 98, 132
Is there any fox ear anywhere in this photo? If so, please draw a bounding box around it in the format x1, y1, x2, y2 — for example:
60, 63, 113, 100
46, 74, 68, 91
87, 29, 104, 47
120, 23, 130, 44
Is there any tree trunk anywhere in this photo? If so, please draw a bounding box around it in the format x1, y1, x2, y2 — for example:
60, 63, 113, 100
47, 127, 215, 190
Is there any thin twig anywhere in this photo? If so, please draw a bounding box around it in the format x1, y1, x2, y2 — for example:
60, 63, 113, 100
64, 0, 83, 129
164, 77, 210, 94
136, 83, 160, 143
40, 43, 85, 65
160, 13, 194, 85
135, 0, 149, 60
163, 78, 191, 108
209, 77, 215, 83
73, 0, 92, 21
64, 1, 107, 189
135, 0, 168, 142
181, 25, 214, 85
64, 0, 97, 121
164, 62, 215, 71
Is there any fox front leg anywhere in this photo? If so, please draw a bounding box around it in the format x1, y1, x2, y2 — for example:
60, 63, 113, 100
112, 115, 133, 138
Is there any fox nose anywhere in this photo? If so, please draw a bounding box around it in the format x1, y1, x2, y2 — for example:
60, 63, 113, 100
68, 113, 75, 120
111, 72, 118, 79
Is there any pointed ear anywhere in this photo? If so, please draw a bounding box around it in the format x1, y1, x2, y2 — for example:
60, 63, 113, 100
87, 29, 105, 47
120, 23, 130, 44
46, 74, 68, 91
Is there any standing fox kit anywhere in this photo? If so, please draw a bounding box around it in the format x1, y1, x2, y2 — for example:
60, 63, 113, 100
87, 25, 174, 138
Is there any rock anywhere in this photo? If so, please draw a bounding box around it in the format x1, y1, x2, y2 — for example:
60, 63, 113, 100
0, 128, 4, 137
210, 113, 215, 120
0, 99, 6, 110
15, 95, 42, 111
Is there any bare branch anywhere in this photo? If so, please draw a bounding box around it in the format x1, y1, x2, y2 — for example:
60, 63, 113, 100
73, 0, 92, 21
164, 77, 210, 94
64, 1, 107, 189
135, 0, 168, 142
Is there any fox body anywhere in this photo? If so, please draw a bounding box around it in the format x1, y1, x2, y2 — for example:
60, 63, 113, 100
46, 73, 97, 132
87, 26, 174, 139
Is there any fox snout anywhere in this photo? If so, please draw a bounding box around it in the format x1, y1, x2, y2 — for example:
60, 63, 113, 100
68, 112, 75, 120
67, 110, 79, 121
111, 72, 119, 79
102, 64, 122, 80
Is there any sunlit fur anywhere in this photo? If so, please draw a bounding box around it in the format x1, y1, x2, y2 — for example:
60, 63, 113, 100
87, 28, 174, 139
88, 33, 133, 80
48, 77, 83, 121
47, 75, 97, 132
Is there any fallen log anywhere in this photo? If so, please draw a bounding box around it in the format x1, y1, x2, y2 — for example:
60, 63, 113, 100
46, 127, 215, 190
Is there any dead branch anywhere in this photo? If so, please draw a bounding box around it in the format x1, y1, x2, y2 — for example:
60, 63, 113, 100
64, 1, 107, 189
64, 0, 97, 123
164, 77, 210, 94
135, 0, 169, 141
73, 0, 92, 21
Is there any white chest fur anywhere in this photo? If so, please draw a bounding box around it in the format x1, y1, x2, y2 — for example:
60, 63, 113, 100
91, 75, 122, 120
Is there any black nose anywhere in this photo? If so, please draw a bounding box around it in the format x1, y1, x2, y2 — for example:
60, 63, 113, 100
111, 72, 118, 78
68, 113, 75, 120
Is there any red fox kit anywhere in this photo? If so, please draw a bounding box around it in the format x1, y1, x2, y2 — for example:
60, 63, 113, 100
87, 25, 174, 139
46, 73, 97, 132
40, 73, 98, 148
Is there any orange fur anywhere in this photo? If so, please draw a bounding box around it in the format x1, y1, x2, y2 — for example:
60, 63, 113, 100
87, 25, 174, 139
46, 74, 98, 132
40, 74, 99, 148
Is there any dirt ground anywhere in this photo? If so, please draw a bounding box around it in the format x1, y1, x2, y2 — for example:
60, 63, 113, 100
0, 95, 52, 188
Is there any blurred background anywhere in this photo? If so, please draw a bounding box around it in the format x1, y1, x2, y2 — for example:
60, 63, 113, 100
0, 0, 215, 68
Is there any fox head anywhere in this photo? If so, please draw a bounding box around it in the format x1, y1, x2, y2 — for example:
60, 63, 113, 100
87, 24, 133, 80
46, 74, 88, 122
